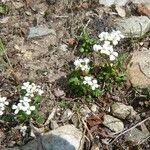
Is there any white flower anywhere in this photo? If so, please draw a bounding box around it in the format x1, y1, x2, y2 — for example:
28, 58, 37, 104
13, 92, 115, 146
20, 97, 31, 103
12, 104, 20, 114
0, 96, 9, 116
91, 79, 99, 90
93, 44, 102, 52
20, 125, 27, 136
100, 42, 113, 56
99, 32, 109, 41
83, 76, 99, 90
37, 89, 44, 95
74, 58, 90, 71
109, 51, 118, 61
22, 82, 44, 98
21, 82, 30, 90
0, 111, 3, 115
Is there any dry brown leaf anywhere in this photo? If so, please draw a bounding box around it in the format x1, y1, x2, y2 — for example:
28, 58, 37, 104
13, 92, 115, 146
66, 38, 76, 46
87, 114, 104, 127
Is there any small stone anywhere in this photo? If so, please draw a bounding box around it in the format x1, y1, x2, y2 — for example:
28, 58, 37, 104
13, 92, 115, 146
71, 114, 79, 127
125, 126, 150, 144
115, 5, 126, 17
115, 16, 150, 37
20, 125, 84, 150
25, 11, 32, 16
59, 44, 68, 52
0, 17, 10, 24
28, 26, 56, 39
103, 115, 124, 132
132, 0, 150, 4
50, 120, 59, 129
12, 2, 24, 9
99, 0, 128, 6
80, 105, 91, 117
127, 49, 150, 88
111, 102, 137, 119
54, 88, 65, 98
62, 109, 73, 121
91, 104, 99, 113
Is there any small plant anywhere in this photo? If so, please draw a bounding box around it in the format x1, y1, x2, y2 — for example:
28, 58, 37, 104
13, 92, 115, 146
0, 4, 9, 15
12, 82, 44, 124
78, 30, 96, 54
68, 30, 126, 98
0, 81, 45, 133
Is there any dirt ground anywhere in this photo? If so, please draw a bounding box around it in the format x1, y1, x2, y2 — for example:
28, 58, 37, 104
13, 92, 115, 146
0, 0, 150, 149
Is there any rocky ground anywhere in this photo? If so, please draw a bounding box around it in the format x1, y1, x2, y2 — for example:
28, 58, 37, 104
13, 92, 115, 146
0, 0, 150, 150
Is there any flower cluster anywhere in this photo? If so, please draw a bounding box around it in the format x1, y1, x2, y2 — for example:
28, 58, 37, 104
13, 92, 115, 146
21, 82, 44, 97
93, 30, 124, 61
0, 96, 9, 116
12, 82, 44, 115
74, 58, 90, 71
83, 76, 99, 90
98, 30, 124, 46
20, 125, 27, 136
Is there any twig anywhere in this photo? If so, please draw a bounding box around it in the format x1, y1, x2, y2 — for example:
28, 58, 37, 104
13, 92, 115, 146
110, 116, 150, 144
44, 107, 57, 126
81, 118, 94, 140
139, 135, 150, 145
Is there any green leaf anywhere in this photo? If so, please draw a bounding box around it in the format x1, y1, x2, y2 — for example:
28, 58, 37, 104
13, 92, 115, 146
79, 48, 84, 53
36, 115, 45, 124
0, 4, 9, 15
0, 39, 5, 56
17, 111, 29, 123
33, 95, 43, 104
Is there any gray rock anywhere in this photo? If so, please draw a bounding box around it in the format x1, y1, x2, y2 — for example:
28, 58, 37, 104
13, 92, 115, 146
5, 125, 84, 150
125, 125, 150, 144
80, 105, 91, 117
62, 109, 73, 121
127, 49, 150, 88
103, 115, 124, 132
115, 5, 126, 17
28, 26, 56, 39
132, 0, 150, 4
50, 120, 59, 129
91, 104, 99, 113
111, 102, 137, 119
99, 0, 128, 6
116, 16, 150, 37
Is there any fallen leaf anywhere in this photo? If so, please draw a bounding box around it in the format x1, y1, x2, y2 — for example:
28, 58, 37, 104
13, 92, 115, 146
137, 3, 150, 16
66, 38, 76, 46
87, 114, 104, 127
80, 2, 89, 9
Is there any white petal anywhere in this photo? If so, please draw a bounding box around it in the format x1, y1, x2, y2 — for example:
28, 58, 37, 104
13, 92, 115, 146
91, 86, 95, 90
109, 55, 116, 61
26, 110, 31, 115
93, 44, 101, 52
0, 111, 3, 115
15, 109, 19, 114
30, 106, 35, 111
92, 79, 97, 84
83, 81, 87, 85
101, 49, 110, 56
113, 52, 118, 57
12, 105, 17, 110
5, 101, 9, 105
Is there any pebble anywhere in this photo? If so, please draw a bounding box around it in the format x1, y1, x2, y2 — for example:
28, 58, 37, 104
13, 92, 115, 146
103, 115, 124, 132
